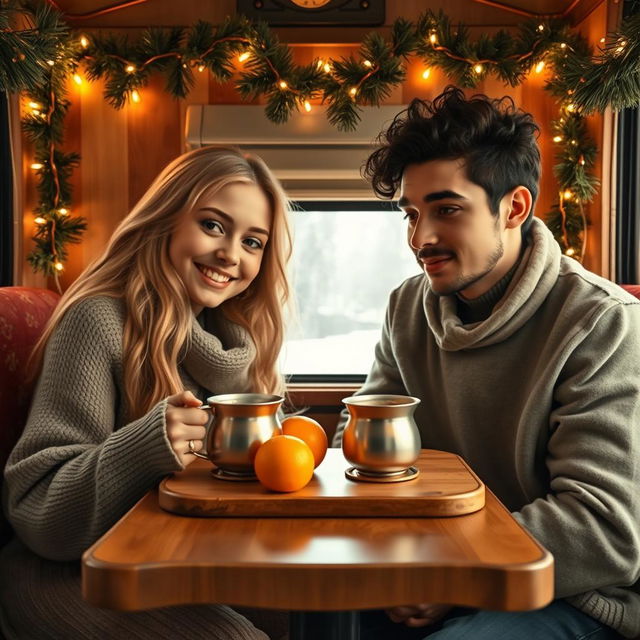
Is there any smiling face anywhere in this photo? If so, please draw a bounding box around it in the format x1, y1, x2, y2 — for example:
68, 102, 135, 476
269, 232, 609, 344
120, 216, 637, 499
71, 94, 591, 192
399, 159, 529, 299
169, 181, 272, 315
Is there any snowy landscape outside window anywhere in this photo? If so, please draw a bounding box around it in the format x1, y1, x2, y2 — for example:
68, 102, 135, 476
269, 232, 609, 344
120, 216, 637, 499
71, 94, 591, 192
281, 202, 421, 380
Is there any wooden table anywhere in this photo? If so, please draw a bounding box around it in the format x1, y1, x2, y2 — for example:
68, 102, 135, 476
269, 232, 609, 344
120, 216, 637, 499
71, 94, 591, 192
82, 450, 554, 640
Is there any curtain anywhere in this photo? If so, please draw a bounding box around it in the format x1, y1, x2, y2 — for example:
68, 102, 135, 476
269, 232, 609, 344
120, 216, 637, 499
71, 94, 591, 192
0, 91, 12, 286
615, 0, 640, 284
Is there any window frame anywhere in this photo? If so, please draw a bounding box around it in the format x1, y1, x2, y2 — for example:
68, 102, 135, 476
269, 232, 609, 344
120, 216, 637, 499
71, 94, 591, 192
285, 199, 401, 385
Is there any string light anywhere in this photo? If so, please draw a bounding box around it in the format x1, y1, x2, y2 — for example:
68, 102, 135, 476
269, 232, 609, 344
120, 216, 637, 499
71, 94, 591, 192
131, 90, 141, 103
197, 64, 205, 72
534, 61, 545, 73
80, 35, 89, 48
615, 40, 627, 54
238, 51, 250, 62
473, 63, 484, 74
566, 103, 576, 112
571, 139, 578, 146
553, 135, 562, 142
422, 68, 431, 79
28, 101, 41, 109
73, 74, 82, 85
429, 33, 437, 44
323, 63, 331, 73
125, 64, 136, 73
563, 189, 573, 200
32, 109, 40, 116
560, 43, 567, 49
58, 208, 68, 215
46, 60, 55, 66
278, 80, 288, 89
363, 59, 372, 68
349, 87, 358, 96
599, 37, 606, 44
31, 163, 43, 170
537, 24, 545, 32
304, 100, 311, 112
565, 248, 576, 256
54, 262, 64, 272
34, 216, 47, 225
316, 59, 324, 70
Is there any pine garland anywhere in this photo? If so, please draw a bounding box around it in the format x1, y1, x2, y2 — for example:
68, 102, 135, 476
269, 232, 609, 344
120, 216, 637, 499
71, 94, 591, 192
4, 3, 639, 275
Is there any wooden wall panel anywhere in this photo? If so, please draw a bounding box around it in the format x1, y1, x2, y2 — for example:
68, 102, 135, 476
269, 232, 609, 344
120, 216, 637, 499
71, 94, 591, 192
127, 74, 182, 210
78, 75, 128, 279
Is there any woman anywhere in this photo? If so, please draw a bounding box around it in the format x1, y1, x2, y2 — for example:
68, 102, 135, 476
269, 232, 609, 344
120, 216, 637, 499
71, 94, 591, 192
1, 146, 292, 639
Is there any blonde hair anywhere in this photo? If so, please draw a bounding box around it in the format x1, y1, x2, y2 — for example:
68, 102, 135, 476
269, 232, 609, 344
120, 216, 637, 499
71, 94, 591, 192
31, 146, 292, 419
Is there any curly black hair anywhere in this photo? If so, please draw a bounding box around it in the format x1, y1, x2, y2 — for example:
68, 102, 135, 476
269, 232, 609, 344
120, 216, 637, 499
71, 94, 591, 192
364, 86, 541, 230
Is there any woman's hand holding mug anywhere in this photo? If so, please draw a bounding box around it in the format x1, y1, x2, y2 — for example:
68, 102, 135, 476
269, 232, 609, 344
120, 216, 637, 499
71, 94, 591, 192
165, 391, 209, 467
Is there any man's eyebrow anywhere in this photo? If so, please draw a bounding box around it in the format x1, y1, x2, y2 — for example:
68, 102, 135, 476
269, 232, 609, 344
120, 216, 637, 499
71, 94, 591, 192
397, 190, 468, 208
198, 207, 270, 237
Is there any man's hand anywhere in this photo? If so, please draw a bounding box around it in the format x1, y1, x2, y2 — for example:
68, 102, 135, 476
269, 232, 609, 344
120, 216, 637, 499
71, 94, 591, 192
385, 603, 453, 628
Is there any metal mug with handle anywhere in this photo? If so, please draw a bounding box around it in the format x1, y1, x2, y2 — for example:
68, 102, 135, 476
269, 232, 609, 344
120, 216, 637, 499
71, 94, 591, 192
190, 393, 283, 479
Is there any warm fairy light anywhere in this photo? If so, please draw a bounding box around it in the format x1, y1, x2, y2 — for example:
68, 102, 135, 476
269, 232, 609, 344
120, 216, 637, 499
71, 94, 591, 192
279, 81, 288, 89
349, 86, 358, 96
429, 33, 437, 44
131, 90, 141, 103
553, 135, 562, 143
31, 109, 41, 116
537, 24, 545, 31
125, 64, 136, 73
566, 103, 576, 112
579, 157, 586, 166
80, 35, 89, 48
198, 64, 205, 72
28, 101, 41, 109
560, 43, 567, 49
58, 207, 68, 215
54, 262, 64, 272
47, 60, 55, 66
534, 61, 545, 73
238, 51, 250, 62
316, 59, 324, 69
422, 68, 431, 79
571, 139, 578, 146
363, 59, 372, 68
31, 163, 43, 170
615, 40, 627, 54
565, 248, 576, 256
34, 216, 47, 225
563, 189, 573, 200
473, 63, 483, 74
323, 63, 331, 73
600, 37, 606, 44
73, 74, 82, 85
304, 100, 311, 112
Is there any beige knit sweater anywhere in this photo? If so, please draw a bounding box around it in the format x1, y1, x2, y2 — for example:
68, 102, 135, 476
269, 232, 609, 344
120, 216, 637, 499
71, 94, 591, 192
334, 219, 640, 638
3, 296, 255, 561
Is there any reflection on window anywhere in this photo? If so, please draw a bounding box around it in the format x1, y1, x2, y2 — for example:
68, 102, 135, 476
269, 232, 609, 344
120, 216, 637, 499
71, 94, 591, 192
282, 203, 421, 378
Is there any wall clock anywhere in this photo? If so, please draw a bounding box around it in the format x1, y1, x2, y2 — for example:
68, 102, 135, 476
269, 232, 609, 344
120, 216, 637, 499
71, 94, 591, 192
236, 0, 385, 26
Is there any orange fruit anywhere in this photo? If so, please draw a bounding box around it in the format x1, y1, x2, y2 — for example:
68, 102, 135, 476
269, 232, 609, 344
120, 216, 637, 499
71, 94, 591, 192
281, 415, 328, 468
254, 435, 315, 493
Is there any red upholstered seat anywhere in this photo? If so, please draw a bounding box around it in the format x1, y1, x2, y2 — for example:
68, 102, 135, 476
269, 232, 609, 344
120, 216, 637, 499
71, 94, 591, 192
621, 284, 640, 300
0, 286, 60, 545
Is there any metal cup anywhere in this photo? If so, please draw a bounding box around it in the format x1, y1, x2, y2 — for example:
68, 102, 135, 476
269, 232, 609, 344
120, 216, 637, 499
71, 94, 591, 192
191, 393, 283, 479
341, 394, 421, 476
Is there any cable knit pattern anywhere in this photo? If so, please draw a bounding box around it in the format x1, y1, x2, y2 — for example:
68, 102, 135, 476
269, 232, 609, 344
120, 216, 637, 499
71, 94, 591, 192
333, 218, 640, 638
3, 296, 255, 562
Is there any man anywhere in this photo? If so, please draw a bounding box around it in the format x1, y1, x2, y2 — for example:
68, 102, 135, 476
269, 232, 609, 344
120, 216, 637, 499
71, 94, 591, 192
333, 86, 640, 639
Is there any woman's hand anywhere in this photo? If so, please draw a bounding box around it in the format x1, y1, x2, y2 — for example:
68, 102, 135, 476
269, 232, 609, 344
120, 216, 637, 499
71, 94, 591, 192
165, 391, 209, 467
386, 603, 453, 628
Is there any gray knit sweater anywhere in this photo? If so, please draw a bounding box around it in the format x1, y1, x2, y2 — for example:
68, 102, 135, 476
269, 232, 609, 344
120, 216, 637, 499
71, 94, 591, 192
3, 297, 255, 561
334, 218, 640, 638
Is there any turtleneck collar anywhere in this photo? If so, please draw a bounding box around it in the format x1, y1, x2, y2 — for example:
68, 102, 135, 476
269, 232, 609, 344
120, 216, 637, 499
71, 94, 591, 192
455, 248, 524, 324
424, 217, 561, 351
